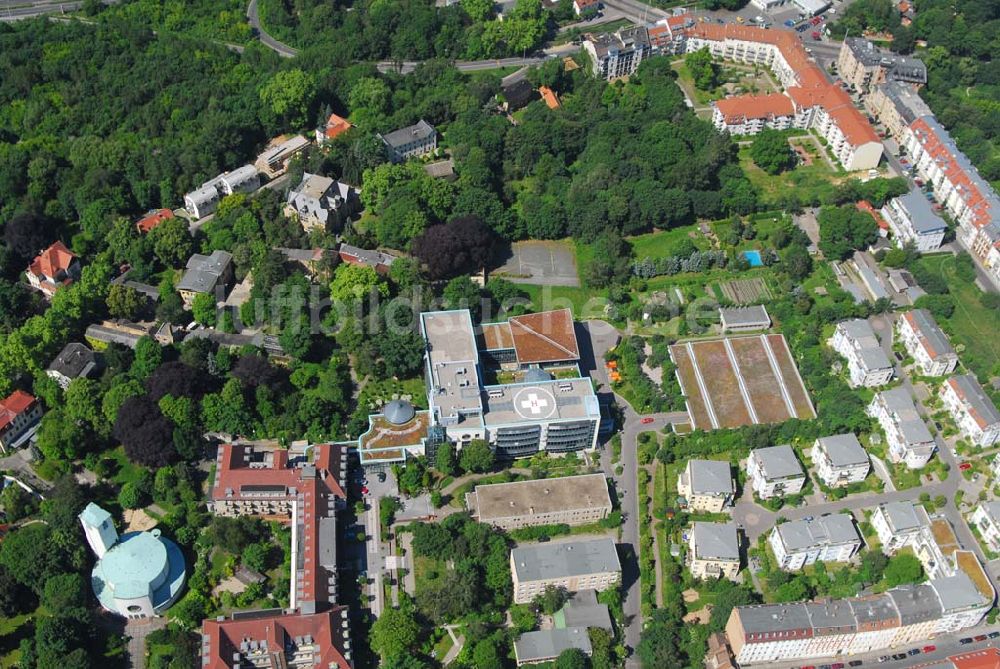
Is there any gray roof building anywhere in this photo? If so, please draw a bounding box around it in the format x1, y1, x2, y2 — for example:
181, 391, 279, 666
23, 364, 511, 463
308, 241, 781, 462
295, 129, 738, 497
177, 250, 233, 296
815, 434, 869, 467
511, 538, 620, 583
772, 515, 860, 552
947, 374, 1000, 427
719, 305, 771, 331
879, 387, 933, 443
750, 445, 803, 480
876, 81, 933, 126
47, 342, 99, 384
878, 500, 928, 534
838, 319, 892, 370
892, 191, 948, 234
380, 120, 436, 152
692, 522, 740, 561
555, 590, 613, 631
285, 173, 358, 232
514, 628, 592, 665
844, 37, 927, 85
686, 459, 735, 495
888, 584, 944, 625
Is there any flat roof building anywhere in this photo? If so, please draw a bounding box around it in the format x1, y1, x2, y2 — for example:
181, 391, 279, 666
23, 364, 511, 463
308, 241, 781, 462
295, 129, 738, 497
466, 473, 612, 530
514, 628, 592, 666
511, 538, 621, 604
882, 190, 947, 252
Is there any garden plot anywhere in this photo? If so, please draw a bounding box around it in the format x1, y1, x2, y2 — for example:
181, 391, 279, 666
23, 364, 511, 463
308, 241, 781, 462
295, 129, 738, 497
720, 277, 772, 305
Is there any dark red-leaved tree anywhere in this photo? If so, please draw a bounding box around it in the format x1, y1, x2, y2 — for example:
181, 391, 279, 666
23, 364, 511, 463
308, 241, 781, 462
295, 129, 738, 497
411, 215, 496, 280
113, 396, 177, 467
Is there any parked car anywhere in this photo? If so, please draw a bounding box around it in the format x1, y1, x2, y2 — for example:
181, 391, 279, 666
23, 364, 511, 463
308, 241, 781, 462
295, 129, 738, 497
796, 24, 809, 31
878, 657, 890, 663
975, 635, 988, 641
641, 417, 655, 424
811, 16, 822, 24
907, 649, 921, 656
361, 486, 369, 495
960, 638, 974, 645
892, 654, 907, 661
849, 662, 863, 668
960, 462, 972, 470
832, 664, 845, 669
988, 632, 1000, 639
922, 646, 936, 653
785, 18, 796, 26
377, 471, 387, 482
812, 31, 821, 39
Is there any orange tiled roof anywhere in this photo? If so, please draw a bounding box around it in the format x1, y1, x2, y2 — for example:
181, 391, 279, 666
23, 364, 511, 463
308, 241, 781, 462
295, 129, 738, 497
950, 648, 1000, 669
857, 200, 889, 230
202, 610, 352, 669
27, 241, 77, 280
539, 86, 561, 110
135, 208, 174, 233
323, 113, 353, 141
715, 93, 794, 122
898, 1, 911, 12
690, 23, 879, 147
0, 390, 36, 432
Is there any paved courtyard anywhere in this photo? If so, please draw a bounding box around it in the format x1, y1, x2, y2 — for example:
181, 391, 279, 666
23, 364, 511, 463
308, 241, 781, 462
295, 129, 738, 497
492, 240, 580, 287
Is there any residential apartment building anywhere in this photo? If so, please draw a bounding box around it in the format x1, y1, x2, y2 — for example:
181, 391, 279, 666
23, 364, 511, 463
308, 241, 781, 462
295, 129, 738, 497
831, 319, 894, 388
746, 444, 806, 500
677, 459, 735, 512
812, 433, 870, 488
177, 250, 234, 307
184, 165, 259, 219
510, 538, 621, 604
904, 116, 1000, 289
466, 473, 612, 530
724, 567, 992, 666
255, 135, 310, 178
768, 514, 863, 571
46, 342, 99, 389
719, 305, 771, 333
514, 628, 592, 666
896, 309, 958, 376
379, 119, 437, 163
711, 94, 795, 136
865, 80, 933, 144
689, 522, 741, 581
684, 24, 883, 171
881, 190, 947, 252
0, 390, 42, 452
284, 173, 359, 233
970, 501, 1000, 553
867, 387, 936, 468
583, 26, 652, 80
210, 442, 349, 612
26, 241, 80, 299
837, 37, 927, 92
872, 500, 932, 552
202, 610, 353, 669
941, 374, 1000, 448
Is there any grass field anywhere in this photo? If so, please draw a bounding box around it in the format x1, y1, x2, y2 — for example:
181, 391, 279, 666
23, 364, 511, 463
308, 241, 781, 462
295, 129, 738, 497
739, 145, 844, 206
914, 253, 1000, 380
627, 225, 711, 259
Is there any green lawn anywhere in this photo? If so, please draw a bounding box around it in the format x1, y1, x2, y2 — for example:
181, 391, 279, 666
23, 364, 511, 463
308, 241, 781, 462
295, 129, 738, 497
914, 253, 1000, 380
739, 145, 844, 206
627, 225, 711, 259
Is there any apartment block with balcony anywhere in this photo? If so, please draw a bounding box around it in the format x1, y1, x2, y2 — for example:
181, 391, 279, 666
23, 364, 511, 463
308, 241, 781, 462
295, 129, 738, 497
831, 319, 894, 388
677, 459, 735, 513
768, 514, 862, 571
690, 522, 741, 581
583, 26, 652, 80
867, 388, 936, 468
812, 433, 870, 488
881, 190, 947, 252
896, 309, 957, 377
0, 390, 42, 452
970, 501, 1000, 553
746, 445, 806, 500
942, 375, 1000, 448
837, 37, 927, 93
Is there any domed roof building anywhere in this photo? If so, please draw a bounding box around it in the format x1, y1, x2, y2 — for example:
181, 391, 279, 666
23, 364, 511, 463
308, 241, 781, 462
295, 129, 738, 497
383, 399, 416, 425
79, 503, 186, 619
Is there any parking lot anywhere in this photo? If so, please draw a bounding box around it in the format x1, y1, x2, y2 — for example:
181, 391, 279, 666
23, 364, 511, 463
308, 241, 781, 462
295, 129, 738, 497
492, 240, 580, 287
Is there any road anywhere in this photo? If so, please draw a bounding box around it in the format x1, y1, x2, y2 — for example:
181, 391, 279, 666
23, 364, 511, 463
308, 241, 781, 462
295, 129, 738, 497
0, 0, 79, 20
769, 634, 1000, 669
246, 0, 297, 57
376, 43, 580, 75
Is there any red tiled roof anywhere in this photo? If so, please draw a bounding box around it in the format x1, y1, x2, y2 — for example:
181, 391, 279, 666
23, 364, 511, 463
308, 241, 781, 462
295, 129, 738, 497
715, 93, 794, 123
539, 86, 561, 110
202, 610, 352, 669
0, 391, 36, 432
509, 308, 580, 364
898, 1, 911, 12
135, 208, 174, 233
910, 117, 996, 230
857, 200, 889, 230
211, 443, 346, 503
323, 113, 353, 141
574, 0, 598, 8
27, 241, 77, 280
690, 23, 879, 147
950, 647, 1000, 669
